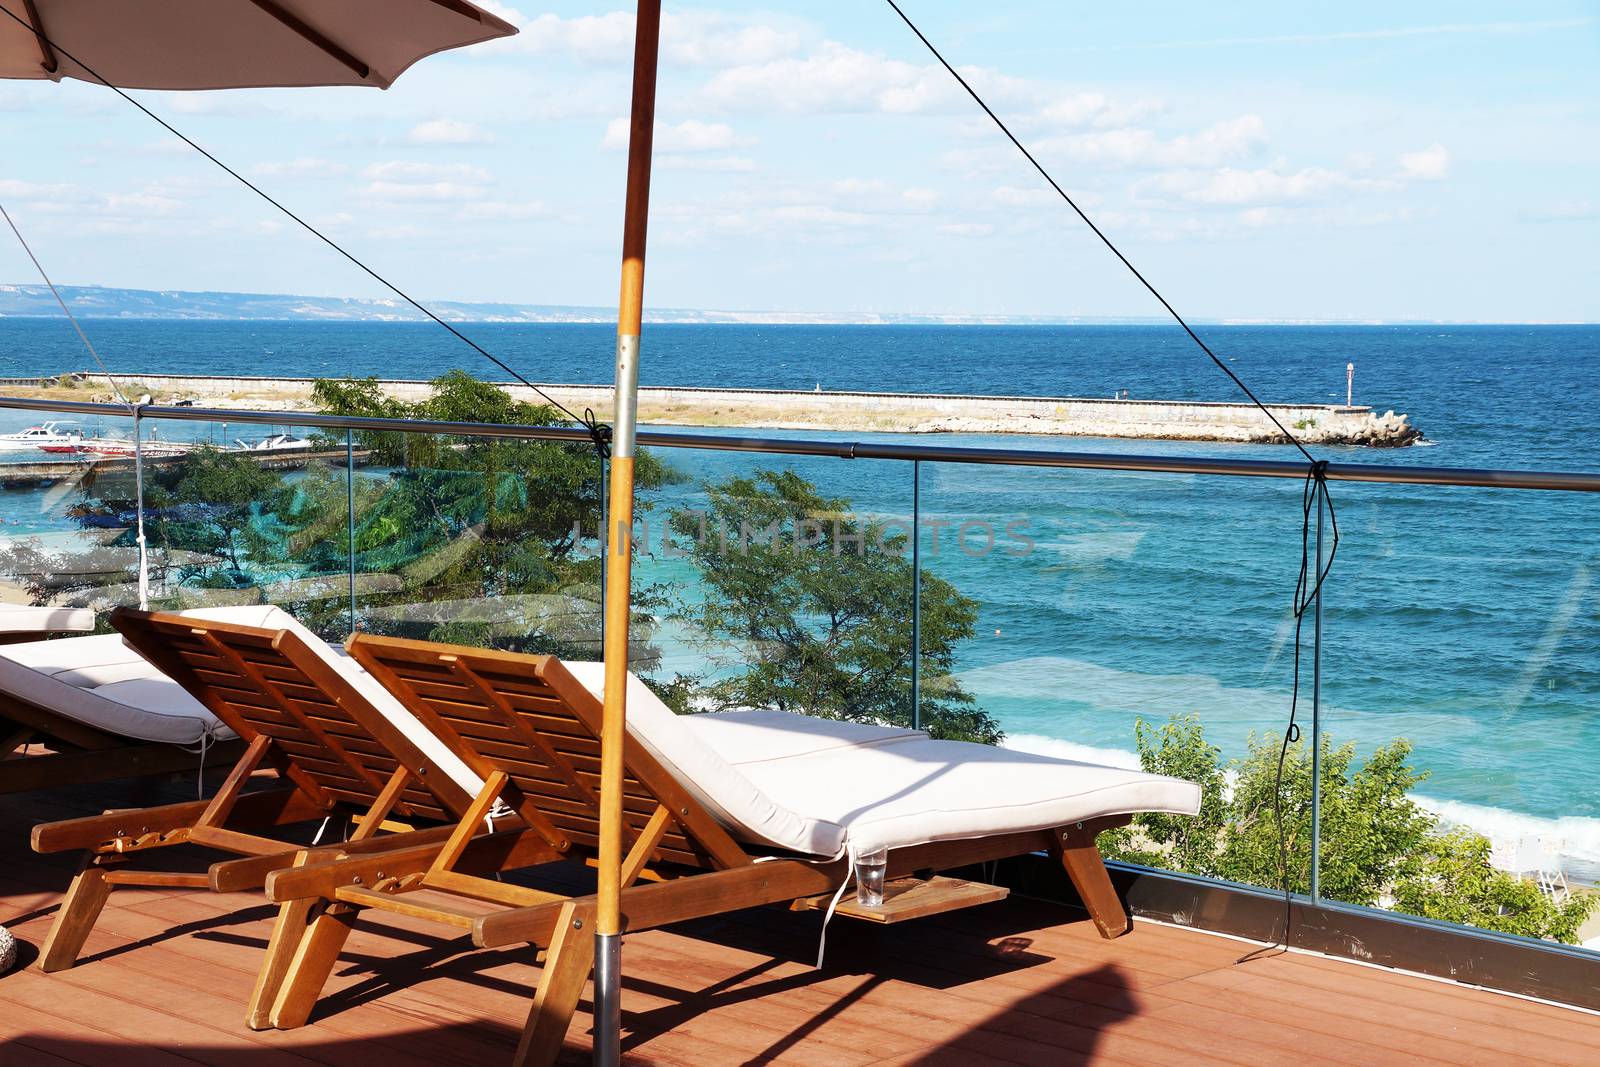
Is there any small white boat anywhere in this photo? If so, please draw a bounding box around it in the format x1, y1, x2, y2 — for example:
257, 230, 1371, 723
233, 432, 313, 453
0, 421, 84, 451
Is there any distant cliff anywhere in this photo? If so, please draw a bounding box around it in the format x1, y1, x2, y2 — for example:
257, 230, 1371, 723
0, 284, 1163, 326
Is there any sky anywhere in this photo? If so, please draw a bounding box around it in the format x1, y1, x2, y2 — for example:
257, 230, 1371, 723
1, 2, 1597, 322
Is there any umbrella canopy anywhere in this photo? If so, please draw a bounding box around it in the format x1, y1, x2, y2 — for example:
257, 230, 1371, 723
0, 0, 516, 90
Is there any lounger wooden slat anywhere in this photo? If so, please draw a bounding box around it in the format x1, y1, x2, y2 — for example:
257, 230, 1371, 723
28, 608, 489, 1027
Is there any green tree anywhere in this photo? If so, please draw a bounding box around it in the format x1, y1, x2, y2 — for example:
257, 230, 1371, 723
310, 370, 675, 663
1393, 829, 1594, 943
1101, 715, 1228, 875
669, 469, 1002, 744
1105, 714, 1596, 944
153, 446, 283, 582
1220, 732, 1435, 904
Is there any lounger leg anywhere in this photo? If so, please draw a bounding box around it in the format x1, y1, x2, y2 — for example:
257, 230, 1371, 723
37, 859, 112, 972
268, 901, 360, 1029
1054, 823, 1130, 940
514, 901, 597, 1067
246, 894, 318, 1029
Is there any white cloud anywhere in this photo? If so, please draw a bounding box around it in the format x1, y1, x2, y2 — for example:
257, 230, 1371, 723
991, 185, 1056, 209
601, 118, 741, 153
474, 7, 805, 66
365, 224, 425, 240
1035, 91, 1164, 129
251, 158, 349, 179
662, 11, 806, 67
359, 162, 493, 202
362, 161, 492, 183
102, 192, 183, 216
657, 155, 757, 173
364, 181, 488, 201
408, 119, 494, 145
1125, 18, 1596, 51
1398, 143, 1450, 181
455, 200, 549, 221
938, 222, 994, 237
1521, 200, 1596, 223
1041, 115, 1267, 169
700, 42, 959, 115
1039, 92, 1111, 127
1148, 165, 1394, 205
653, 176, 947, 243
0, 179, 78, 200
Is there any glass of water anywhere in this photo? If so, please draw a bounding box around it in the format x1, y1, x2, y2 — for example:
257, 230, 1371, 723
855, 845, 888, 907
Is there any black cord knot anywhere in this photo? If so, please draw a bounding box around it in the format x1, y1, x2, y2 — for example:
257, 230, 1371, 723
584, 409, 612, 459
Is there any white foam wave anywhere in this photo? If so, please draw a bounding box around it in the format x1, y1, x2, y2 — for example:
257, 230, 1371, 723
1417, 794, 1600, 884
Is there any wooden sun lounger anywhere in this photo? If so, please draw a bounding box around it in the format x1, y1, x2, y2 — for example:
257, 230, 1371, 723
258, 636, 1134, 1067
28, 607, 487, 1026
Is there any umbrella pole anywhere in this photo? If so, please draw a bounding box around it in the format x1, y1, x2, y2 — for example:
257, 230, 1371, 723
596, 3, 661, 1065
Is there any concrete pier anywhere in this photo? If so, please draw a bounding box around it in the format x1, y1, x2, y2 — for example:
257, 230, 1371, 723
17, 373, 1424, 447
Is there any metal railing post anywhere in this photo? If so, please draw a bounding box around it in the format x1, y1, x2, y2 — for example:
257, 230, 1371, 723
346, 428, 357, 638
1310, 486, 1325, 902
911, 460, 922, 731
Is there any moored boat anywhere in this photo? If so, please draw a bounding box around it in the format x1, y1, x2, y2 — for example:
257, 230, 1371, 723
0, 421, 83, 451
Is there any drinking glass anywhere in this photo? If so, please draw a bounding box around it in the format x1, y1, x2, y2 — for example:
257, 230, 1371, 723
855, 845, 888, 907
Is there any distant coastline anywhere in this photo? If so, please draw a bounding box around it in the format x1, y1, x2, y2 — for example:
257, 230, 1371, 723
1, 284, 1588, 327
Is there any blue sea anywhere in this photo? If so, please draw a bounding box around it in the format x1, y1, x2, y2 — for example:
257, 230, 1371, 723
1, 320, 1596, 878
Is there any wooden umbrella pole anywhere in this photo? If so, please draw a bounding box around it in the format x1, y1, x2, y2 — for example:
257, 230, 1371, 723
595, 2, 661, 1064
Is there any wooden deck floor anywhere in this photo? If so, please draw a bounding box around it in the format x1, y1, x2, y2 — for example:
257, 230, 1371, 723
1, 773, 1596, 1066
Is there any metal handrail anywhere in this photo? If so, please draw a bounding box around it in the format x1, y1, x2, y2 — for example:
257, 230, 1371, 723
3, 393, 1598, 492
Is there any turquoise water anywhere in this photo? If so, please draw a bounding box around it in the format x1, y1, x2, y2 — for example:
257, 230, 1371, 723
0, 320, 1595, 870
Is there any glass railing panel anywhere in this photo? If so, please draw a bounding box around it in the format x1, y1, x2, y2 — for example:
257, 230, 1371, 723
1321, 481, 1599, 951
919, 458, 1319, 893
134, 416, 353, 635
0, 408, 144, 628
0, 411, 352, 635
345, 428, 608, 661
638, 438, 914, 722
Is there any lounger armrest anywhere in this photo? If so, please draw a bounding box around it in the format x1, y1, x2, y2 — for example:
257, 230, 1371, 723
208, 823, 461, 893
31, 785, 320, 854
264, 825, 561, 903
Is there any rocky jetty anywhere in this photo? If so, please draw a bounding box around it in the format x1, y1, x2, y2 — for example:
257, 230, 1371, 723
13, 374, 1425, 448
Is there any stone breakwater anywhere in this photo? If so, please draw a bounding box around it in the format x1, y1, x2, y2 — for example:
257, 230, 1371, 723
33, 373, 1425, 447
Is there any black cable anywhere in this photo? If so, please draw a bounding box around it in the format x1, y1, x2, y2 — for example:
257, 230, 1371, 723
0, 5, 611, 458
882, 0, 1314, 464
1239, 461, 1338, 961
883, 0, 1341, 956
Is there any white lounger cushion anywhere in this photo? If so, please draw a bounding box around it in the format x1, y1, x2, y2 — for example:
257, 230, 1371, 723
681, 710, 925, 765
0, 603, 95, 635
0, 624, 223, 746
558, 663, 1200, 860
0, 604, 308, 746
732, 738, 1201, 856
560, 663, 847, 856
